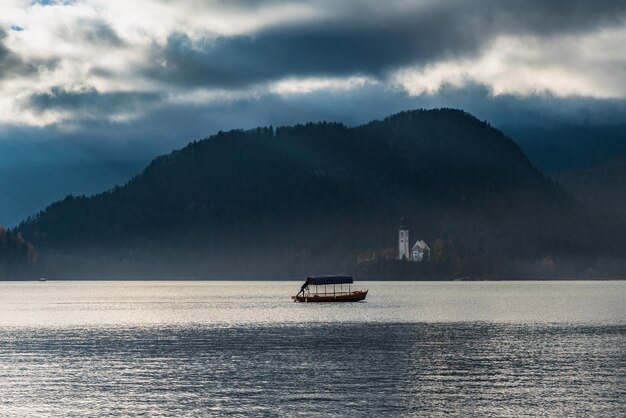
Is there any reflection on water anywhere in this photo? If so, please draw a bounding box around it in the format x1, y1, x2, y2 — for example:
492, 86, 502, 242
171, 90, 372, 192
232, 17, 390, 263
0, 281, 624, 327
0, 281, 624, 416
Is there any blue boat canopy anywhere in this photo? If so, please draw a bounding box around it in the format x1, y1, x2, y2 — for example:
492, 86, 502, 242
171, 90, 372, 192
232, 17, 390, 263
307, 276, 353, 285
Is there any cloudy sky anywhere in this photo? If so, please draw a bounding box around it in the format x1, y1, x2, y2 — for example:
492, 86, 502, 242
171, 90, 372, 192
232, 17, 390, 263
1, 0, 626, 225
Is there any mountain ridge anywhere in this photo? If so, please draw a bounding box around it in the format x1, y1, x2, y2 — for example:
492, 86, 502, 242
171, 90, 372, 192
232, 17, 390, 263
15, 108, 622, 279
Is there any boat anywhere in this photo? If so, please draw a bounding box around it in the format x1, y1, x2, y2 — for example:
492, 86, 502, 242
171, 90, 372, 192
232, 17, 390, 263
292, 275, 368, 302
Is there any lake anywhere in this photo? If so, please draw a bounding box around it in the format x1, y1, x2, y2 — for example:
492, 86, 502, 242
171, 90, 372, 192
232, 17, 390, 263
0, 281, 624, 416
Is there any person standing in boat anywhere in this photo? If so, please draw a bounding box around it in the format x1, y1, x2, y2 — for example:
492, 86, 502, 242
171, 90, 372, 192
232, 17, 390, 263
297, 277, 311, 297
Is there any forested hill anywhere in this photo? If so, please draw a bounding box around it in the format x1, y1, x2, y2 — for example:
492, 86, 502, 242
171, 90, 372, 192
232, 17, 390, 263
16, 109, 620, 279
0, 228, 36, 279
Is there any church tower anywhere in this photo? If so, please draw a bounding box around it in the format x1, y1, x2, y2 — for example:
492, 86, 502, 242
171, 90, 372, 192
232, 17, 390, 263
398, 218, 409, 260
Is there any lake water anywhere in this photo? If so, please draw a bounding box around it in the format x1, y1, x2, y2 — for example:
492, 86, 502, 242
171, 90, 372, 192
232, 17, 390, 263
0, 281, 624, 416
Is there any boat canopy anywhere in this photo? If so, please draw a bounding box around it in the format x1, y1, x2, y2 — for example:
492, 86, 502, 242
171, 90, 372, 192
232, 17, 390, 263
307, 276, 353, 285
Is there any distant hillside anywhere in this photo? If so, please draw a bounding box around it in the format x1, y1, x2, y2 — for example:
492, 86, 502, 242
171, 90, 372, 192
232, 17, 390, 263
508, 124, 626, 172
16, 109, 622, 279
0, 227, 36, 279
556, 154, 626, 225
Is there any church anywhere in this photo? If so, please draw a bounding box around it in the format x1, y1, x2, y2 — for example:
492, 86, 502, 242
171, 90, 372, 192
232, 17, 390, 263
398, 220, 430, 262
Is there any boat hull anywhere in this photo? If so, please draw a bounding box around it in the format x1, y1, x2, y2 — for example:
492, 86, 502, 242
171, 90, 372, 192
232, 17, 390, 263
291, 290, 368, 303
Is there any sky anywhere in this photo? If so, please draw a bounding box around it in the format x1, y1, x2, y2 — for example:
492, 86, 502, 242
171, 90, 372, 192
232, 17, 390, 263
1, 0, 626, 226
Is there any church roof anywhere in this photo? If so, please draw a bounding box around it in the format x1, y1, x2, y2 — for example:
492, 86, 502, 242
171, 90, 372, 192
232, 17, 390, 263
412, 239, 430, 250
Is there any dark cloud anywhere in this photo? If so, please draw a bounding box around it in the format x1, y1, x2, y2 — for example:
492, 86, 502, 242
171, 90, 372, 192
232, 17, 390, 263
145, 0, 626, 88
489, 0, 626, 35
19, 82, 626, 150
26, 87, 160, 118
0, 28, 57, 80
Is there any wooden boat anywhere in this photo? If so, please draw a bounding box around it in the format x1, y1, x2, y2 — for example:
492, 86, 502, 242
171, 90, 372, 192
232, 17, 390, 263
292, 290, 368, 303
292, 275, 368, 302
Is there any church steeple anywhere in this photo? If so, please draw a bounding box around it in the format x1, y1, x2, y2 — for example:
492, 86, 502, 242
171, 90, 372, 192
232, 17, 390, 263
398, 218, 409, 261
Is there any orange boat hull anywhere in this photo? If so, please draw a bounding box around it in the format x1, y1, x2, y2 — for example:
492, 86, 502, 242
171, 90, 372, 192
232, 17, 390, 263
291, 290, 368, 303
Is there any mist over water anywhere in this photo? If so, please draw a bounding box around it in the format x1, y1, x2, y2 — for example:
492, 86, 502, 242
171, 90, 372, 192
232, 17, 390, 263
0, 281, 624, 416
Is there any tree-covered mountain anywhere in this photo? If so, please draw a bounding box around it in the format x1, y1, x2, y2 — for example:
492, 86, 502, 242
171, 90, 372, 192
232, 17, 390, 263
508, 124, 626, 172
556, 154, 626, 226
0, 227, 36, 279
16, 109, 623, 279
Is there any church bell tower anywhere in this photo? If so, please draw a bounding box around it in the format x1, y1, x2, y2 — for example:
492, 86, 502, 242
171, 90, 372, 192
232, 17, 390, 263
398, 218, 409, 260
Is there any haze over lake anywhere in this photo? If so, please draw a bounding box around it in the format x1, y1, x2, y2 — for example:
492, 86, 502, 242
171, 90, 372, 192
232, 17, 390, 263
1, 281, 623, 416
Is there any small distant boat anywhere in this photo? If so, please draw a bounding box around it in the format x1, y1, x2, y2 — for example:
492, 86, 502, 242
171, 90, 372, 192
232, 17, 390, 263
38, 277, 47, 282
292, 275, 368, 302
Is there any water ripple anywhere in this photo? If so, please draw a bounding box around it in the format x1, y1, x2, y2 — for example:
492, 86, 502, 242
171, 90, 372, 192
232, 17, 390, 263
0, 323, 624, 417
